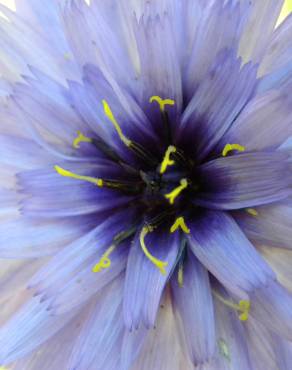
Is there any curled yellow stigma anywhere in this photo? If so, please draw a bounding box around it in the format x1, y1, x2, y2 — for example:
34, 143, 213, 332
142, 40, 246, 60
102, 99, 131, 147
73, 130, 92, 149
178, 263, 184, 288
165, 179, 188, 205
246, 208, 259, 217
222, 143, 246, 157
170, 216, 190, 234
149, 96, 175, 112
54, 165, 103, 187
92, 245, 116, 273
213, 291, 251, 322
160, 145, 177, 174
140, 226, 168, 275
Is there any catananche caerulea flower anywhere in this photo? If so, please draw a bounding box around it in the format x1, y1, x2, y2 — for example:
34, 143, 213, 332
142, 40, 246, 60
0, 0, 292, 369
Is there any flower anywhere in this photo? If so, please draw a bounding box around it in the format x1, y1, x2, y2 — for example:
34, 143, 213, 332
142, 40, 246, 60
0, 0, 292, 369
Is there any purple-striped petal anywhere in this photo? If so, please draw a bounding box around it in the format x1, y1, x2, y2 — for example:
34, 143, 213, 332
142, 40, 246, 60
187, 211, 275, 297
195, 152, 291, 210
68, 278, 124, 370
123, 227, 180, 329
234, 202, 292, 249
171, 251, 216, 366
177, 49, 257, 162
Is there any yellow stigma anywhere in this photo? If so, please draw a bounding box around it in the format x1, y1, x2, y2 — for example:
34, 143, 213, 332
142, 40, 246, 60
160, 145, 177, 174
102, 99, 131, 147
246, 208, 259, 217
149, 96, 175, 112
213, 291, 250, 322
54, 165, 103, 187
139, 226, 168, 275
170, 217, 190, 234
165, 179, 188, 205
178, 263, 184, 287
73, 130, 92, 149
222, 143, 246, 157
92, 245, 116, 273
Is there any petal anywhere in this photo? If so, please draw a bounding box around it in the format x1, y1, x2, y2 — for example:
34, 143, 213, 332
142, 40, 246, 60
184, 1, 243, 99
171, 251, 216, 366
212, 286, 254, 370
134, 12, 182, 113
250, 280, 292, 341
0, 216, 94, 258
68, 278, 124, 370
187, 211, 275, 297
195, 152, 291, 210
234, 203, 292, 249
123, 227, 180, 329
178, 49, 257, 162
120, 326, 148, 370
238, 0, 284, 64
259, 14, 292, 91
18, 163, 135, 217
133, 291, 184, 370
0, 296, 80, 365
28, 208, 138, 304
218, 87, 292, 152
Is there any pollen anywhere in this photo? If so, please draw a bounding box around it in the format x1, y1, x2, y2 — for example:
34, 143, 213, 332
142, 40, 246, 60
222, 143, 246, 157
139, 226, 168, 275
165, 178, 188, 205
170, 216, 190, 234
160, 145, 177, 174
102, 99, 131, 147
149, 96, 175, 112
246, 208, 259, 217
92, 245, 116, 273
73, 130, 92, 149
54, 165, 103, 187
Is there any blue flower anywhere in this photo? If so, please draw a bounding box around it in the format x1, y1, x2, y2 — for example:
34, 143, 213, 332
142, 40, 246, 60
0, 0, 292, 369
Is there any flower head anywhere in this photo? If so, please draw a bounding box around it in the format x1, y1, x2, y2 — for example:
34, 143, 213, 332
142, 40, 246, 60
0, 0, 292, 369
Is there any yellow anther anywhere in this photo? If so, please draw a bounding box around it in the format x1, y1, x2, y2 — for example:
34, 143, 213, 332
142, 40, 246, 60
170, 217, 190, 234
54, 165, 103, 187
73, 130, 92, 149
160, 145, 177, 174
149, 96, 175, 112
238, 300, 251, 321
178, 264, 184, 287
246, 208, 259, 217
92, 245, 116, 273
213, 291, 251, 322
140, 226, 168, 275
222, 143, 246, 157
102, 99, 131, 147
165, 179, 188, 205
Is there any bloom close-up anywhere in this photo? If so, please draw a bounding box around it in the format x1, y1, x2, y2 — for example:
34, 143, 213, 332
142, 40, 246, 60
1, 0, 292, 369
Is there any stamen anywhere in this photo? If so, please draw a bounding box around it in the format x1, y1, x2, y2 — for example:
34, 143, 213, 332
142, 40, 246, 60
139, 226, 168, 275
149, 96, 175, 112
246, 208, 258, 217
222, 143, 246, 157
102, 100, 131, 147
213, 291, 251, 322
73, 130, 92, 149
178, 263, 184, 287
170, 217, 190, 234
54, 165, 103, 187
160, 145, 177, 174
165, 179, 188, 205
92, 245, 116, 272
